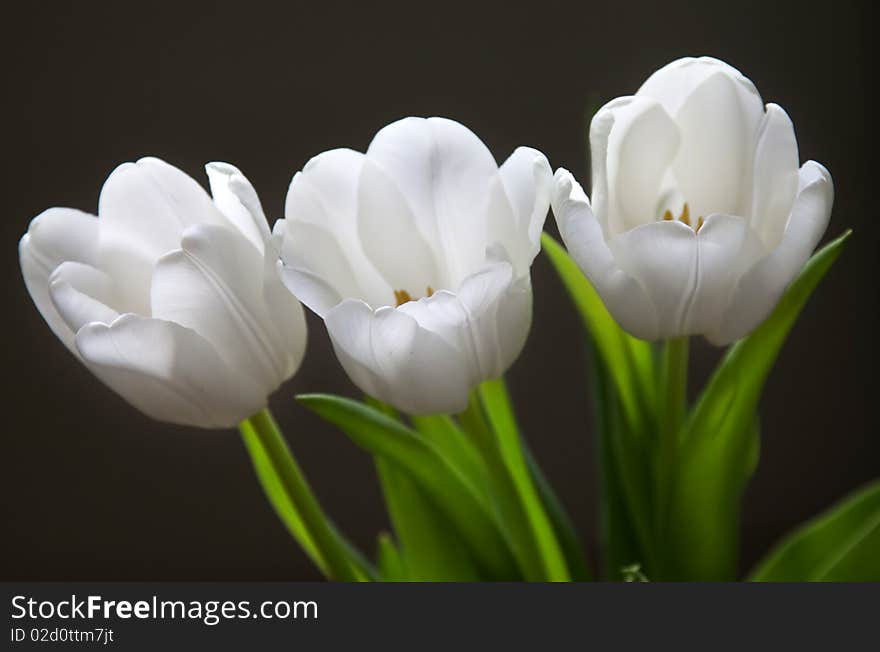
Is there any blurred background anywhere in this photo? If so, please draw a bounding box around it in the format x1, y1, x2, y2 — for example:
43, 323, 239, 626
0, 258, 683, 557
1, 0, 875, 580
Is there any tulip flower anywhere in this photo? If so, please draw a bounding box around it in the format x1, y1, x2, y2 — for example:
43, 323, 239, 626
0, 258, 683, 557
551, 57, 834, 344
19, 158, 306, 427
277, 117, 552, 414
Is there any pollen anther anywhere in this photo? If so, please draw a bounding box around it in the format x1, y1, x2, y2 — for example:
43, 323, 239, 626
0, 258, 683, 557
660, 202, 704, 232
394, 287, 436, 307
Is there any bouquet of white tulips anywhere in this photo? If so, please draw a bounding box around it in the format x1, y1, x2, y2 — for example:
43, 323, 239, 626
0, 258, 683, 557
20, 57, 875, 582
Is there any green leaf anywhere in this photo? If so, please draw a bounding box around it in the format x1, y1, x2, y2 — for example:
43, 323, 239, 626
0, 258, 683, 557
665, 231, 851, 580
297, 394, 520, 579
376, 457, 481, 580
240, 420, 327, 575
376, 532, 407, 581
541, 232, 656, 430
477, 379, 571, 581
543, 233, 658, 576
589, 340, 650, 579
411, 414, 489, 497
239, 409, 371, 581
750, 480, 880, 581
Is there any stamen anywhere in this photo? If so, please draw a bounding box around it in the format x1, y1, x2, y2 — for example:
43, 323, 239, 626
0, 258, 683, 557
663, 210, 674, 221
696, 216, 705, 233
394, 287, 435, 307
679, 202, 691, 227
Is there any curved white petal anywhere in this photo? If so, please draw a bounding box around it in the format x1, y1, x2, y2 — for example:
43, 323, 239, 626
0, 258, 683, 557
76, 314, 264, 428
151, 223, 299, 389
709, 161, 833, 344
749, 104, 800, 249
609, 220, 697, 339
637, 56, 763, 121
493, 274, 533, 375
357, 159, 442, 299
455, 260, 525, 379
278, 263, 343, 318
365, 117, 498, 282
97, 157, 228, 314
395, 258, 531, 385
395, 290, 475, 368
261, 244, 308, 381
610, 98, 681, 234
19, 208, 99, 352
682, 214, 766, 335
325, 299, 472, 414
49, 261, 119, 334
551, 169, 659, 340
667, 69, 764, 218
206, 161, 271, 253
495, 146, 553, 268
590, 96, 681, 235
282, 150, 390, 308
279, 217, 365, 309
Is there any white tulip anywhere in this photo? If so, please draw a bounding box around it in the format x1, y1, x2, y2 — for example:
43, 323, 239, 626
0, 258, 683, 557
277, 117, 551, 414
19, 158, 306, 428
552, 57, 834, 344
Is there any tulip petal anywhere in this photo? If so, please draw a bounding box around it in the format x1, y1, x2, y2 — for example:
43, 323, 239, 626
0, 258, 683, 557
456, 259, 525, 379
366, 117, 499, 282
749, 104, 800, 249
325, 299, 472, 414
647, 61, 764, 219
493, 147, 553, 272
97, 157, 229, 314
591, 96, 681, 235
609, 220, 697, 339
282, 149, 390, 308
357, 159, 443, 299
278, 263, 343, 319
76, 314, 263, 428
710, 161, 833, 344
206, 162, 271, 253
19, 207, 99, 352
552, 169, 659, 340
395, 259, 530, 385
49, 261, 119, 334
278, 217, 365, 311
261, 243, 308, 380
637, 57, 762, 119
683, 214, 765, 335
151, 223, 295, 388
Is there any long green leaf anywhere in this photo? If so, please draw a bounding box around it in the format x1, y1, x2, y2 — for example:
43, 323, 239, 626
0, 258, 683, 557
239, 409, 370, 581
543, 233, 658, 576
665, 231, 851, 580
458, 393, 540, 580
411, 414, 489, 498
589, 340, 649, 579
297, 394, 519, 579
376, 532, 407, 581
478, 379, 571, 581
749, 480, 880, 581
542, 232, 656, 430
376, 457, 481, 580
240, 420, 327, 575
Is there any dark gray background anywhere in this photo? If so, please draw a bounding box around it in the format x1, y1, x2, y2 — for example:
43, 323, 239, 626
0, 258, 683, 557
2, 1, 875, 580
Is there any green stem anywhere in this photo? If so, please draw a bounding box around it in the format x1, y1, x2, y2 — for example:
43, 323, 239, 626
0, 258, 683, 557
460, 382, 570, 581
239, 408, 362, 582
656, 337, 689, 571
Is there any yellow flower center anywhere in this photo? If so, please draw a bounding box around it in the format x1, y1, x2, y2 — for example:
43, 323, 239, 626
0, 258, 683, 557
662, 202, 705, 233
394, 286, 435, 307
